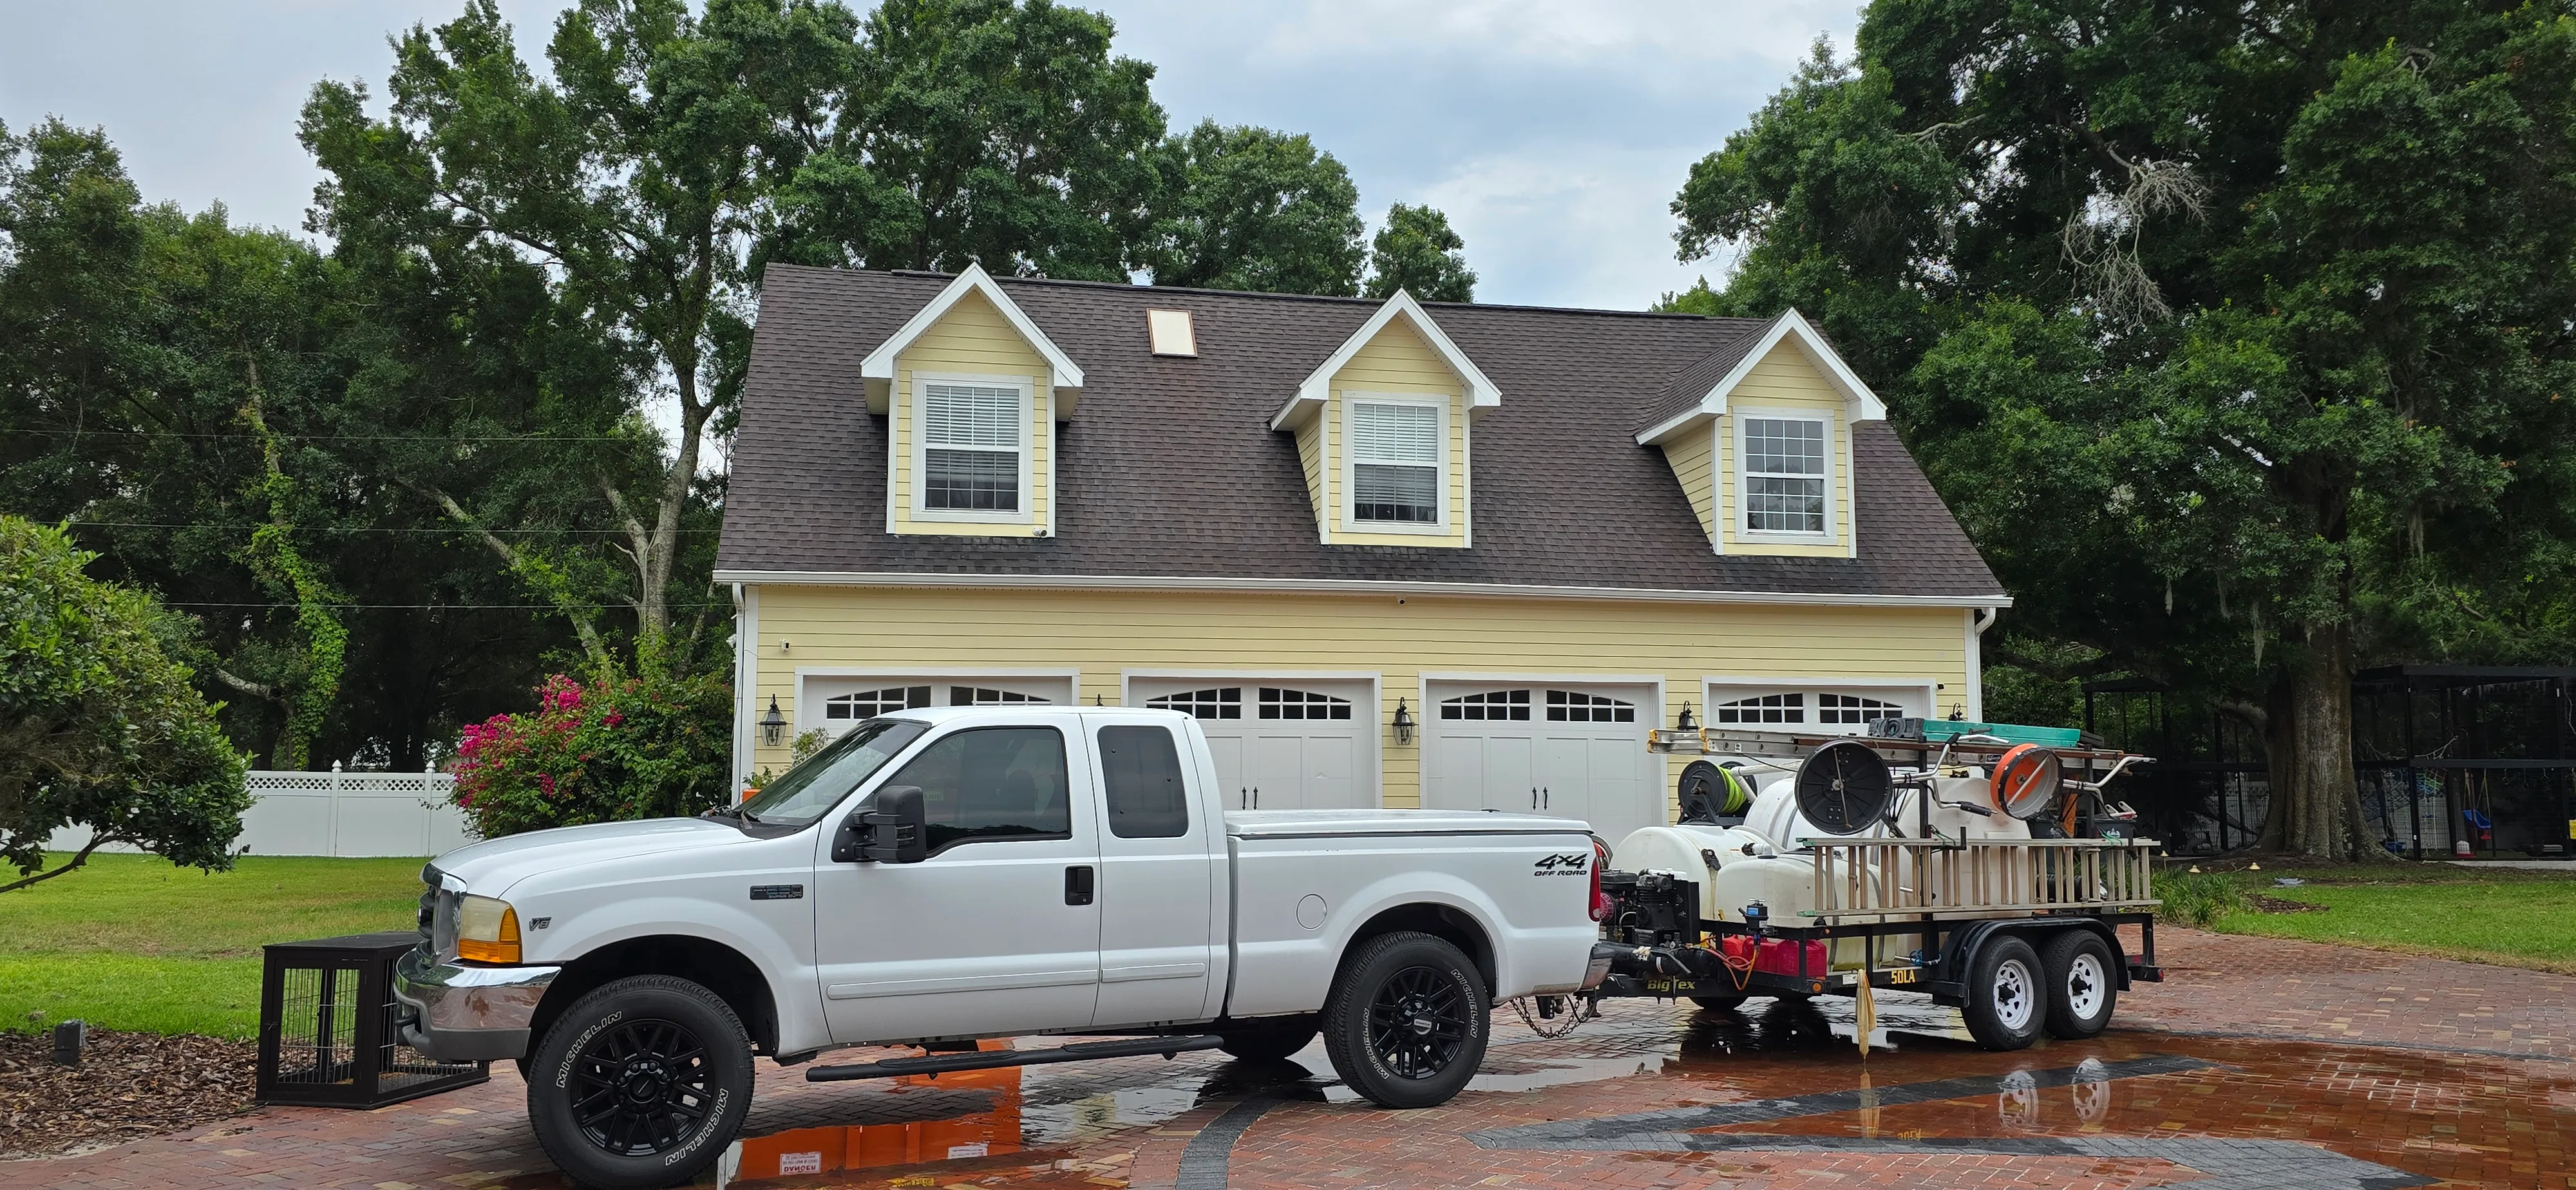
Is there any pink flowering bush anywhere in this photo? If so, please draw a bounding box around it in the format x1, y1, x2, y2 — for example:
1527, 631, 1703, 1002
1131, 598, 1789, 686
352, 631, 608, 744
450, 667, 732, 838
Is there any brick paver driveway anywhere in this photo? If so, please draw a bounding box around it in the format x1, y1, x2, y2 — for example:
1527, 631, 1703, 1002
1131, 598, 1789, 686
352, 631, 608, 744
10, 927, 2570, 1189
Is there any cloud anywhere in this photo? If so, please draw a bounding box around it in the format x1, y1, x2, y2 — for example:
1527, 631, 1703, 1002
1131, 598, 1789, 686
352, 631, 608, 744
1, 1, 1857, 310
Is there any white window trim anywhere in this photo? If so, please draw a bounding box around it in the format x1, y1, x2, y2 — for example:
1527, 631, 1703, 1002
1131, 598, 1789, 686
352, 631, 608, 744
910, 371, 1037, 524
1340, 391, 1449, 535
1734, 407, 1835, 542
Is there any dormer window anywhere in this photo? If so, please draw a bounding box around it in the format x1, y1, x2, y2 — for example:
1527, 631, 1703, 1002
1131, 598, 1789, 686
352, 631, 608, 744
918, 377, 1028, 518
1347, 397, 1444, 527
1740, 413, 1829, 536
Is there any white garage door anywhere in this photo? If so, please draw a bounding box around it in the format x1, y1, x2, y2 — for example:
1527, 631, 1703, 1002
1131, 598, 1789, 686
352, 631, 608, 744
800, 675, 1074, 737
1131, 679, 1374, 811
1422, 683, 1659, 842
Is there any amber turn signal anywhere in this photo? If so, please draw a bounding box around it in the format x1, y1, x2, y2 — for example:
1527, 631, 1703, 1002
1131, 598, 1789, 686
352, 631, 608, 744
457, 896, 522, 964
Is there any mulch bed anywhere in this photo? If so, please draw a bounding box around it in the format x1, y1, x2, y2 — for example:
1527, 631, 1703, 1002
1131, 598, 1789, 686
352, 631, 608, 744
0, 1029, 255, 1158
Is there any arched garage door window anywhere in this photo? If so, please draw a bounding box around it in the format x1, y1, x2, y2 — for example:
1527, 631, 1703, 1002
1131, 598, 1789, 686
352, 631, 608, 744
1709, 690, 1911, 730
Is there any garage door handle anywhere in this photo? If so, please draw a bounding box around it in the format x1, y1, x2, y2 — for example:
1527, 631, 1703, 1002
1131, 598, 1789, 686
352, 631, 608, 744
1065, 865, 1094, 906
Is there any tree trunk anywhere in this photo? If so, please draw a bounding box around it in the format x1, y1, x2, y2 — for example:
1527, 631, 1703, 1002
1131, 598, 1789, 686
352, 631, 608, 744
2260, 623, 2377, 860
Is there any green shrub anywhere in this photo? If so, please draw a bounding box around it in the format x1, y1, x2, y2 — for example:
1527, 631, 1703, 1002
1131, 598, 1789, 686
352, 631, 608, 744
450, 666, 732, 837
1, 516, 250, 892
2154, 869, 2252, 927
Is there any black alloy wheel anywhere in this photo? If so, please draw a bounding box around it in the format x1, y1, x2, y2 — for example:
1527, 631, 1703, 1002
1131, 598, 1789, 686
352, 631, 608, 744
1321, 930, 1490, 1109
527, 975, 753, 1189
568, 1017, 715, 1156
1368, 965, 1470, 1079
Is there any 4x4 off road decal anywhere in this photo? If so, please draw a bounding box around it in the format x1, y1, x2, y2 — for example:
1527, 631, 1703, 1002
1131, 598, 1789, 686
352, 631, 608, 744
1533, 853, 1591, 876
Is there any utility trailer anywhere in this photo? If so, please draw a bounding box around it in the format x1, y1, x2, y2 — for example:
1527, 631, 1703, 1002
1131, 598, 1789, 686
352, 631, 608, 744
1573, 726, 2165, 1050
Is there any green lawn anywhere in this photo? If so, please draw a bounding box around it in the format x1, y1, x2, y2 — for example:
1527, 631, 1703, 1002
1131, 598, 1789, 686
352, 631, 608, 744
0, 853, 426, 1037
2188, 863, 2576, 974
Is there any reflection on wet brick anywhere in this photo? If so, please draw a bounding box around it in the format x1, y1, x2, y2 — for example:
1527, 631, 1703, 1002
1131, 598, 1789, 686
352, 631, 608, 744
4, 927, 2569, 1189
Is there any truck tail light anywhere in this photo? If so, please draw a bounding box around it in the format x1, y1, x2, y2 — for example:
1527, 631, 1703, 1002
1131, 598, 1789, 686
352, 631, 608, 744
1589, 836, 1614, 923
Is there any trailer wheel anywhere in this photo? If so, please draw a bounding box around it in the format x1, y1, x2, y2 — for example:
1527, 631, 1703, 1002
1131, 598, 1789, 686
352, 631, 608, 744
1688, 994, 1747, 1011
1322, 931, 1489, 1109
2040, 931, 2117, 1039
1961, 936, 2045, 1050
525, 975, 753, 1189
1220, 1015, 1319, 1062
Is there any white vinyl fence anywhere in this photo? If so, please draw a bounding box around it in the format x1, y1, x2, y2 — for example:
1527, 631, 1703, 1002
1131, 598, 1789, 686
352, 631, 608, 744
47, 764, 480, 858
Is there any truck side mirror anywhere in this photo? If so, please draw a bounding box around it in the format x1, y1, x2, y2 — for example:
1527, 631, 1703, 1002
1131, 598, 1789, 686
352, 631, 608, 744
833, 785, 927, 864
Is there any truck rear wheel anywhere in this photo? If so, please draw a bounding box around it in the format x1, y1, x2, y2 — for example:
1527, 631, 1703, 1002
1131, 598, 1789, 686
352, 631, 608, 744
1220, 1015, 1319, 1062
2040, 930, 2117, 1039
1961, 936, 2045, 1051
1321, 931, 1489, 1109
526, 974, 754, 1189
1688, 994, 1746, 1011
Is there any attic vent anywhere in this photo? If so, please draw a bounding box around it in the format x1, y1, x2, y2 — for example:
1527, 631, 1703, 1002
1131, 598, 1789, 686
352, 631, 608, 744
1147, 308, 1197, 357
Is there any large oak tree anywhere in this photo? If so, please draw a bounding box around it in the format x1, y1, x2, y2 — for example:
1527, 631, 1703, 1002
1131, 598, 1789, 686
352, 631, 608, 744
1672, 5, 2576, 858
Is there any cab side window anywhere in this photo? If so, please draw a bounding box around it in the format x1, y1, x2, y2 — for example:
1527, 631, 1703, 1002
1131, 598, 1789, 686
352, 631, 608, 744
882, 727, 1070, 854
1098, 725, 1189, 838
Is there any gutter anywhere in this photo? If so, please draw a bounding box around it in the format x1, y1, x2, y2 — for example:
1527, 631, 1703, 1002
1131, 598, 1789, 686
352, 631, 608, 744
712, 568, 2012, 611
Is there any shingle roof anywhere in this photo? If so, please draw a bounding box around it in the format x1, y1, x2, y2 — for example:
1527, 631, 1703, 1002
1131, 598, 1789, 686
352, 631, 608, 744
717, 265, 2006, 603
1636, 311, 1784, 436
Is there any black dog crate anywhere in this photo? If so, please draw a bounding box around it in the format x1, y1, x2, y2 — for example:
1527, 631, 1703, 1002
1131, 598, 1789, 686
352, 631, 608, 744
256, 931, 487, 1107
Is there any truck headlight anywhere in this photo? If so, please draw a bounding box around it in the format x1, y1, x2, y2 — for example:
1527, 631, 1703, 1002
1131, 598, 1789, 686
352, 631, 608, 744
456, 894, 522, 964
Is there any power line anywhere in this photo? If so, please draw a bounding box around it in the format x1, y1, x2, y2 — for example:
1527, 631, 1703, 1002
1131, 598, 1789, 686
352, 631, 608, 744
167, 601, 732, 610
3, 428, 681, 442
66, 521, 719, 535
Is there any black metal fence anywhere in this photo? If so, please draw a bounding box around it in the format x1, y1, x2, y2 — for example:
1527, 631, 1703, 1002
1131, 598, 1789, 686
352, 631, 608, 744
256, 932, 486, 1108
2085, 667, 2576, 859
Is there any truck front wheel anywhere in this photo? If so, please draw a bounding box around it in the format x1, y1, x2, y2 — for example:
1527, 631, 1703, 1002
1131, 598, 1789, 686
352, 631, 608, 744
525, 975, 755, 1189
1321, 931, 1490, 1109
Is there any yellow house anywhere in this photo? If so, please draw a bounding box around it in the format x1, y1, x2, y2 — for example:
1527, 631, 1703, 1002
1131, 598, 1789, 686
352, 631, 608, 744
716, 264, 2009, 843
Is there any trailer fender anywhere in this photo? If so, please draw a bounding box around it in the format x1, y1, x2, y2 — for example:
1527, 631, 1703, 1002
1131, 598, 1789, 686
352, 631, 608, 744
1933, 919, 2130, 999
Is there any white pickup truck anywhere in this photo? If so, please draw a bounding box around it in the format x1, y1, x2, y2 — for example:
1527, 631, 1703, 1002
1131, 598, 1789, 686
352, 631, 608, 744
395, 706, 1605, 1187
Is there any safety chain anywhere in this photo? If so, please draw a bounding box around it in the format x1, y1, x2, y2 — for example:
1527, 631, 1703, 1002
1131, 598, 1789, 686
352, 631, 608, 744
1507, 994, 1600, 1039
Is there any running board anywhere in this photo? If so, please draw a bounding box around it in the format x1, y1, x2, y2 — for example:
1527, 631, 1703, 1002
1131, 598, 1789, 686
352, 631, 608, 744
805, 1035, 1227, 1082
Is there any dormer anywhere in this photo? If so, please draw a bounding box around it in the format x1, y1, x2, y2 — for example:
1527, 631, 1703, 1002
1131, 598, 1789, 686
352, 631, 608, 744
1634, 310, 1886, 558
1268, 292, 1500, 547
860, 265, 1083, 537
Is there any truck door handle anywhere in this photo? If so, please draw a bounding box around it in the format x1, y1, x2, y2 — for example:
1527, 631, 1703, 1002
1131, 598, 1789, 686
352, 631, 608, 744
1531, 787, 1538, 809
1252, 787, 1259, 809
1065, 865, 1094, 906
1543, 788, 1551, 809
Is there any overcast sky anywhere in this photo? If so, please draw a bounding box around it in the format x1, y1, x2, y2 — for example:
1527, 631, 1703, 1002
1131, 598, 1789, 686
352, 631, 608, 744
3, 1, 1859, 311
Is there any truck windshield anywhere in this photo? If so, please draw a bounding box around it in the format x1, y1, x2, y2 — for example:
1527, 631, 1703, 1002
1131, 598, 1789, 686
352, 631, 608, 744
735, 719, 928, 826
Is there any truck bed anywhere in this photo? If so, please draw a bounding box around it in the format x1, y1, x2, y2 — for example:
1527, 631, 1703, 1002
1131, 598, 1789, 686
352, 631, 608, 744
1218, 809, 1600, 1017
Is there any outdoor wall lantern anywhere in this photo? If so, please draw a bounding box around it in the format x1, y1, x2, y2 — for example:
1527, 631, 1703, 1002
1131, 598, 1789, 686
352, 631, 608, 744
759, 696, 787, 747
1391, 698, 1416, 745
1676, 701, 1697, 732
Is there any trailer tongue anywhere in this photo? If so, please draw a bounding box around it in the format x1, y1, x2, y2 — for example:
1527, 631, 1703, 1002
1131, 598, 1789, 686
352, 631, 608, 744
1573, 724, 2163, 1051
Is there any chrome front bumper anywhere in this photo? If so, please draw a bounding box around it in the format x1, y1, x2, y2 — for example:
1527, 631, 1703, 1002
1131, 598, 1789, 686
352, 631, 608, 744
393, 945, 563, 1062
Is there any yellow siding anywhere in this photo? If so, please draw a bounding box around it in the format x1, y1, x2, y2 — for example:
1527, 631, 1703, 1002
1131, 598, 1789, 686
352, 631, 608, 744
749, 585, 1970, 808
1325, 317, 1470, 547
891, 290, 1052, 537
1294, 413, 1326, 529
1717, 342, 1855, 557
1659, 424, 1718, 540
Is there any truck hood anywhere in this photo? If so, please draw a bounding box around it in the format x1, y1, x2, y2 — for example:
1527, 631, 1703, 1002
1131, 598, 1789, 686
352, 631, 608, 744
430, 817, 748, 895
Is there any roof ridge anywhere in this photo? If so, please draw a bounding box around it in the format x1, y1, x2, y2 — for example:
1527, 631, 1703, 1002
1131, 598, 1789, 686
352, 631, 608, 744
761, 261, 1765, 323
